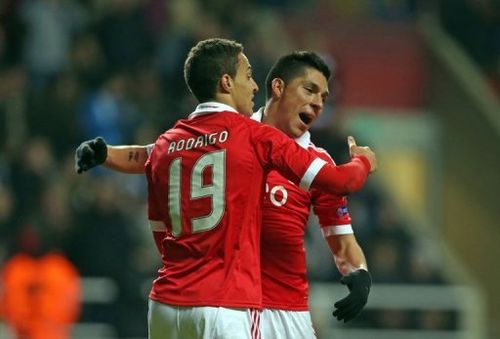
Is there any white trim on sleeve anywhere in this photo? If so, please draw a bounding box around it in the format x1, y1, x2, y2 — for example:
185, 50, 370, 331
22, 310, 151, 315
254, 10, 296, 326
321, 224, 354, 237
149, 220, 167, 231
299, 158, 327, 190
146, 144, 154, 156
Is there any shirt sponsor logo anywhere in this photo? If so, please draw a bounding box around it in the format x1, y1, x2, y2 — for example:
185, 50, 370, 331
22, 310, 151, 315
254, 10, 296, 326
266, 184, 288, 207
336, 206, 349, 217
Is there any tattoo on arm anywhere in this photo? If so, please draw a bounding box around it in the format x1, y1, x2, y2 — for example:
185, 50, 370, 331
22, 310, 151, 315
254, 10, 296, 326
128, 151, 140, 162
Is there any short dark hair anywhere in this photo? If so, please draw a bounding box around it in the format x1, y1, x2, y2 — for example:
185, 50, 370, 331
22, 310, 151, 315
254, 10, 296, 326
265, 51, 331, 99
184, 38, 243, 103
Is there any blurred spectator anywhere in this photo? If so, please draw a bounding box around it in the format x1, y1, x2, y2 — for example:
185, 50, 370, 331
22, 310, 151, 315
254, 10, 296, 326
368, 238, 406, 283
375, 201, 412, 242
0, 225, 81, 339
0, 66, 28, 156
11, 137, 56, 219
0, 183, 14, 263
19, 0, 88, 89
439, 0, 500, 95
417, 309, 454, 330
407, 251, 444, 284
66, 179, 147, 337
240, 7, 293, 104
96, 0, 154, 72
369, 0, 419, 22
71, 32, 107, 91
0, 0, 25, 67
153, 29, 195, 113
154, 0, 219, 114
79, 72, 139, 144
27, 71, 83, 157
374, 308, 411, 329
131, 64, 172, 138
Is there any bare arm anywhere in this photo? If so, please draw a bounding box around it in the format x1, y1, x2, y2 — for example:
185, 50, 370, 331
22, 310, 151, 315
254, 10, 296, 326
329, 232, 371, 323
75, 137, 151, 174
326, 234, 367, 276
105, 145, 150, 174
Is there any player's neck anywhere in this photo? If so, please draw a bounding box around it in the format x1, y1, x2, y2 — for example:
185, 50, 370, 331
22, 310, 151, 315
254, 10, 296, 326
262, 101, 279, 127
213, 94, 238, 112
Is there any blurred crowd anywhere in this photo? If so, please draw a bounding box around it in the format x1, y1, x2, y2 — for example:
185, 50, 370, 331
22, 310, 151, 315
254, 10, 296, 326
0, 0, 496, 337
439, 0, 500, 94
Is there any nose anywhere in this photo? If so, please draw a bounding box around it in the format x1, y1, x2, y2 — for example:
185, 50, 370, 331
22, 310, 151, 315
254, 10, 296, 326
252, 78, 259, 93
311, 93, 323, 113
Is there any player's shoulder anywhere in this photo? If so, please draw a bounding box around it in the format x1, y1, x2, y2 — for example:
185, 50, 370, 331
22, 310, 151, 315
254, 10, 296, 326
210, 111, 262, 129
233, 113, 280, 135
307, 142, 336, 164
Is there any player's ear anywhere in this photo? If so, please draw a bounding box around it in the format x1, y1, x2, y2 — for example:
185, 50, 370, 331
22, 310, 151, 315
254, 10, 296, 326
271, 78, 285, 99
220, 74, 233, 94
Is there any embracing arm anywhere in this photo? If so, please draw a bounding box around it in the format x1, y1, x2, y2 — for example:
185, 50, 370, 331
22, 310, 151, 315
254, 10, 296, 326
105, 145, 149, 174
311, 136, 377, 196
74, 136, 150, 174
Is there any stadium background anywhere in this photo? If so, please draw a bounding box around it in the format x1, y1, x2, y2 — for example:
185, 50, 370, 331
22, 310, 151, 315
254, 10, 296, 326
0, 0, 498, 338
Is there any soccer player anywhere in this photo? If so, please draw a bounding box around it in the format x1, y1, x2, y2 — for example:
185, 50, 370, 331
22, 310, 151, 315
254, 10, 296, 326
253, 52, 371, 338
76, 39, 376, 339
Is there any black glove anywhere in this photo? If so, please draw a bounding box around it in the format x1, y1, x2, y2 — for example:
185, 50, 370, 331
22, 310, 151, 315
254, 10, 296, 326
74, 137, 108, 174
332, 269, 371, 323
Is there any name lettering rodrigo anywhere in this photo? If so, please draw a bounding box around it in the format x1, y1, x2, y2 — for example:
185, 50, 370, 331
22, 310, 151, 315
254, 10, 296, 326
168, 130, 229, 154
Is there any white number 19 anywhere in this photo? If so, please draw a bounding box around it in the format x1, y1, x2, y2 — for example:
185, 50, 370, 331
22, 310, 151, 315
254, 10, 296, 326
168, 150, 226, 237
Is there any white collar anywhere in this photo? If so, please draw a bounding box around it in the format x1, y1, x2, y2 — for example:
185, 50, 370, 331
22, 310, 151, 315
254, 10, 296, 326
251, 107, 264, 122
294, 130, 311, 149
188, 102, 238, 119
190, 104, 312, 149
252, 107, 311, 149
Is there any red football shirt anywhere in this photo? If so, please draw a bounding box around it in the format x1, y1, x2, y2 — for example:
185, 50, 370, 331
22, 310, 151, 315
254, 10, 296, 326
259, 130, 353, 311
146, 102, 332, 309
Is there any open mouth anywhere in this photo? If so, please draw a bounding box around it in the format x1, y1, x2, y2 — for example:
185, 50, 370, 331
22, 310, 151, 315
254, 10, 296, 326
299, 112, 313, 125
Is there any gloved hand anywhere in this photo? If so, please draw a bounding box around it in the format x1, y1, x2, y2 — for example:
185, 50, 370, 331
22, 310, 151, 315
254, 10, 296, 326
332, 268, 371, 323
74, 137, 108, 173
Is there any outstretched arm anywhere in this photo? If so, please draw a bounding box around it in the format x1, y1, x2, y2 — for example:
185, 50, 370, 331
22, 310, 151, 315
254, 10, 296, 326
75, 137, 150, 174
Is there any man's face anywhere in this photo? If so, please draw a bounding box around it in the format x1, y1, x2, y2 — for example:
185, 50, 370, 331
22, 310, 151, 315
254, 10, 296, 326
231, 53, 259, 117
272, 68, 329, 138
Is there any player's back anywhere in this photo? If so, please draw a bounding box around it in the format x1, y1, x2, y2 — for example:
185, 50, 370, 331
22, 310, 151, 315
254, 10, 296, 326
145, 102, 358, 309
146, 108, 270, 309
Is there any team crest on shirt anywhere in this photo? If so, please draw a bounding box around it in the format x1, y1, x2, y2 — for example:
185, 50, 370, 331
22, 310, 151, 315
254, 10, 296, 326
336, 206, 349, 217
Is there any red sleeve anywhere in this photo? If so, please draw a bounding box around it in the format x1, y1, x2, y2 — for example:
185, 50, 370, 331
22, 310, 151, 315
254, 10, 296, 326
313, 194, 352, 227
312, 155, 370, 196
146, 152, 168, 255
249, 120, 371, 195
250, 123, 319, 186
311, 151, 352, 227
146, 152, 164, 222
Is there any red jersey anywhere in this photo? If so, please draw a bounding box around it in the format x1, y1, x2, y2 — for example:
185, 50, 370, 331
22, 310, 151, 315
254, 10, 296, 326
260, 131, 353, 311
146, 102, 331, 309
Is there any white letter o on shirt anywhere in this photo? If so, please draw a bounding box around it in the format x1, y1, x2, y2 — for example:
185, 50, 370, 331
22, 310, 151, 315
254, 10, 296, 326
270, 185, 288, 207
